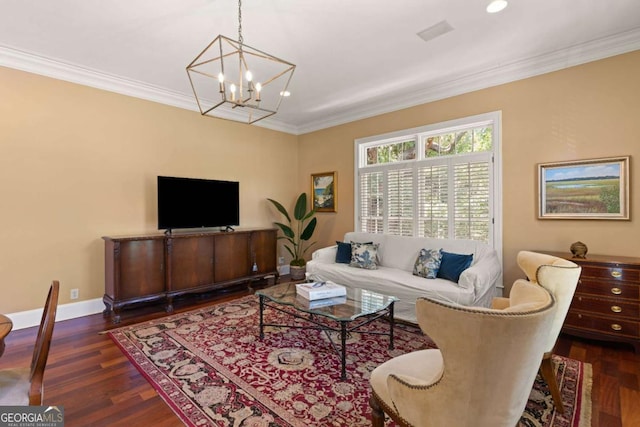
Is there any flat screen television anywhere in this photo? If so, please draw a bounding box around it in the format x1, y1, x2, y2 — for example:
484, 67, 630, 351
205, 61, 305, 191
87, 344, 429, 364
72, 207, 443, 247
157, 176, 239, 231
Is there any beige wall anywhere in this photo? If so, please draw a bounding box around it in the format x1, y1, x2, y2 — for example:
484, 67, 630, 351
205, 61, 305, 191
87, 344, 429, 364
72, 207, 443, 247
298, 50, 640, 293
2, 50, 638, 313
0, 66, 299, 313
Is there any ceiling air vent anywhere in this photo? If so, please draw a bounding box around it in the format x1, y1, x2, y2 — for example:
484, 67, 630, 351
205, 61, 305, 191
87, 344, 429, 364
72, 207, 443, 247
417, 20, 454, 43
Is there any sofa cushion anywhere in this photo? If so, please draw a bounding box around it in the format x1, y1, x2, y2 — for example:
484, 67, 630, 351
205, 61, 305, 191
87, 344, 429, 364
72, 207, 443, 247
382, 235, 439, 271
437, 251, 473, 283
413, 248, 442, 279
350, 242, 379, 270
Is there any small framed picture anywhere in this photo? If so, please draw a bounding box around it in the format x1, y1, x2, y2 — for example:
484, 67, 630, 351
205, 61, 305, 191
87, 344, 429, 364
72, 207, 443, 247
538, 156, 630, 220
311, 172, 337, 212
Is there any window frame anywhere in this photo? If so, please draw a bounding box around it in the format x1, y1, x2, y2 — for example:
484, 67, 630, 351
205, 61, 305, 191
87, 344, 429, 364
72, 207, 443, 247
353, 111, 502, 259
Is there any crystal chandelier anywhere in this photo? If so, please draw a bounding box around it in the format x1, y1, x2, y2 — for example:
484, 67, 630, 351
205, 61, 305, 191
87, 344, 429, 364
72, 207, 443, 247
186, 0, 296, 124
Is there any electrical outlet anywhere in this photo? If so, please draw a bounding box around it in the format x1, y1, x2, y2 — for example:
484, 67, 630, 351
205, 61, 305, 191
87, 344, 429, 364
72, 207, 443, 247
70, 288, 79, 300
278, 256, 285, 265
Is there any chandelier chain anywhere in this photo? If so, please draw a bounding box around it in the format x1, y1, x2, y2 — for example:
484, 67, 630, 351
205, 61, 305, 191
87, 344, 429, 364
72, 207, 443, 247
237, 0, 243, 46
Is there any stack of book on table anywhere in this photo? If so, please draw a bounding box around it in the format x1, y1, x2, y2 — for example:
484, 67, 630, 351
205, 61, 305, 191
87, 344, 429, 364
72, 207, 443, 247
295, 281, 347, 301
296, 294, 348, 308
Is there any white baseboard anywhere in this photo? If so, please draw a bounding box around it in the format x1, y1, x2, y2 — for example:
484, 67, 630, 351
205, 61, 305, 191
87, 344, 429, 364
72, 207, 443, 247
6, 298, 105, 330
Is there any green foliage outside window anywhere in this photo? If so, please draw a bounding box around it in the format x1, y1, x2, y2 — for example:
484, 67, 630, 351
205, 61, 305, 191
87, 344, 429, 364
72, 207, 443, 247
366, 140, 416, 165
426, 126, 492, 157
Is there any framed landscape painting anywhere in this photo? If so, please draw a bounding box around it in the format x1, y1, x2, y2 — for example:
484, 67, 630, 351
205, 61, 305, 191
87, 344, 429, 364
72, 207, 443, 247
311, 171, 337, 212
538, 156, 630, 220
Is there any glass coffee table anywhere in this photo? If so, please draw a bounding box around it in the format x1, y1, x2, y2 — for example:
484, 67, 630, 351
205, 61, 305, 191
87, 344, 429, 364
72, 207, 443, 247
256, 282, 397, 380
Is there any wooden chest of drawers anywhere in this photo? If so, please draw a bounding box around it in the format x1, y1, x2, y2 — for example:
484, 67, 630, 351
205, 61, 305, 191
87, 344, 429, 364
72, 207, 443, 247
545, 252, 640, 353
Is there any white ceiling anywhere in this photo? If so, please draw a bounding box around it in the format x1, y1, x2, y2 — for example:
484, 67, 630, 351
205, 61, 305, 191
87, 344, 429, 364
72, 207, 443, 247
1, 0, 640, 135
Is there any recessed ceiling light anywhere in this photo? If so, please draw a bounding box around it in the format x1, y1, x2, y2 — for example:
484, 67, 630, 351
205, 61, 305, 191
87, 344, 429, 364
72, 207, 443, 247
486, 0, 508, 13
280, 91, 291, 97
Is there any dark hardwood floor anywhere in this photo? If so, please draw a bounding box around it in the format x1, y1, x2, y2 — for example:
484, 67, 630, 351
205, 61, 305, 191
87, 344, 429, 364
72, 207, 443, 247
1, 285, 639, 427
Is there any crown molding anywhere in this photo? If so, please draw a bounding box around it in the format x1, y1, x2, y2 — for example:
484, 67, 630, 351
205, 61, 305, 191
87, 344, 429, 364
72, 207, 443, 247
2, 27, 640, 136
0, 45, 299, 134
295, 27, 640, 135
0, 45, 197, 109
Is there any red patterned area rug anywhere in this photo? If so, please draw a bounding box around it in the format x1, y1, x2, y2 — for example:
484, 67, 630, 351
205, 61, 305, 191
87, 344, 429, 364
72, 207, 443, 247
108, 295, 592, 427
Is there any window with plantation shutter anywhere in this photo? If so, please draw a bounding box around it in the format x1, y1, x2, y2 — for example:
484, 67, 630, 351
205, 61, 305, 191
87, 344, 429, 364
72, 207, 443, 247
418, 164, 449, 239
387, 168, 414, 236
355, 112, 501, 252
359, 170, 384, 233
454, 160, 491, 240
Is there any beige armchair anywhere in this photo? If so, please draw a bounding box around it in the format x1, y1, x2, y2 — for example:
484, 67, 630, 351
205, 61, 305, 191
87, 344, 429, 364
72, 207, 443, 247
493, 251, 581, 413
369, 280, 555, 427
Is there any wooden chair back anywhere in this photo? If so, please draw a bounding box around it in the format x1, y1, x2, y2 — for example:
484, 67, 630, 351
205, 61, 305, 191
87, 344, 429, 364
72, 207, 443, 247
28, 280, 59, 405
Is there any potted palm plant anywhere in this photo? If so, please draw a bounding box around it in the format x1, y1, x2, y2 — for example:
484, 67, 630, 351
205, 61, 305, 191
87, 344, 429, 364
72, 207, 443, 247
267, 193, 317, 280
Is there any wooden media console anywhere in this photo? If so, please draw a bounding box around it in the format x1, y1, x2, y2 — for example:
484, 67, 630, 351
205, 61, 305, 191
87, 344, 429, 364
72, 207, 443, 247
103, 228, 277, 323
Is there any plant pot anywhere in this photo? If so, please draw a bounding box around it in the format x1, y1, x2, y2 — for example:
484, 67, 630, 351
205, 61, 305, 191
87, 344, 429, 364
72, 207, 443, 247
289, 265, 306, 281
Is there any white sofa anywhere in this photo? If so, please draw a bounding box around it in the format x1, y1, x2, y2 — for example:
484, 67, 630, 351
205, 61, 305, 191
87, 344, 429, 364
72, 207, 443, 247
306, 232, 503, 323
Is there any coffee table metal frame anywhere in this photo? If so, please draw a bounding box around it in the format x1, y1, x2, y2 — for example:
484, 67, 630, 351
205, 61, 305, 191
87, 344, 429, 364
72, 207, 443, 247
256, 283, 396, 380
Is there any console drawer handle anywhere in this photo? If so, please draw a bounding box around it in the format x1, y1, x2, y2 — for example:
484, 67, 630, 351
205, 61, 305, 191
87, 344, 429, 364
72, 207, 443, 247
611, 305, 622, 313
611, 287, 622, 295
611, 271, 622, 278
611, 324, 622, 331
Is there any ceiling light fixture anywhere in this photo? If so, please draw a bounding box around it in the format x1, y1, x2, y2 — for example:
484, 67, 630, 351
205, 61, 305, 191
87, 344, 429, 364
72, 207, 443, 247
486, 0, 508, 13
186, 0, 296, 124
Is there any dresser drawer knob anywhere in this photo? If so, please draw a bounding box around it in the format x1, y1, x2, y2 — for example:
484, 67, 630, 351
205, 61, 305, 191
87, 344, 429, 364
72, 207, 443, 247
611, 270, 622, 278
611, 287, 622, 295
611, 324, 622, 331
611, 305, 622, 313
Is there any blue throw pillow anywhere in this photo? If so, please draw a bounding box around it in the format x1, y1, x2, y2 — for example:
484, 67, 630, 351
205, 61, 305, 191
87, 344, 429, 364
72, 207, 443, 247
437, 251, 473, 283
335, 241, 352, 263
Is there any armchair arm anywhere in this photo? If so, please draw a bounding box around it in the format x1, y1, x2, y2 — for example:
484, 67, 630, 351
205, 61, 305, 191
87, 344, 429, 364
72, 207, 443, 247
492, 280, 554, 311
491, 297, 510, 310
